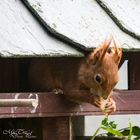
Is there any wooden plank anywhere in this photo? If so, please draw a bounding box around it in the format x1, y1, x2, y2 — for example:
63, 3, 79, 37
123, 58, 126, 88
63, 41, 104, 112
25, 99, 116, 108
97, 0, 140, 38
0, 90, 139, 118
0, 59, 20, 92
75, 136, 124, 140
0, 0, 83, 57
113, 90, 140, 114
74, 136, 91, 140
0, 118, 42, 139
121, 52, 140, 90
126, 52, 140, 90
23, 0, 140, 51
72, 116, 85, 137
42, 117, 72, 140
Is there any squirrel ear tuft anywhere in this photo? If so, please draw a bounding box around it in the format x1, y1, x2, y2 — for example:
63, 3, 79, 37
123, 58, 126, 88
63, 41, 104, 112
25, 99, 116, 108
110, 39, 122, 65
88, 36, 112, 65
88, 48, 100, 65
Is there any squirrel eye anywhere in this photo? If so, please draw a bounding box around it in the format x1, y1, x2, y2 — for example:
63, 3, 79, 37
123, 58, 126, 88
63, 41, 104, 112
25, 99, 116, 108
94, 74, 102, 84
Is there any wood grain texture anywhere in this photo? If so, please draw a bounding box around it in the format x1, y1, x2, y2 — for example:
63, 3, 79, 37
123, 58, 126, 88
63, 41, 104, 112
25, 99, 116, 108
0, 90, 139, 118
0, 0, 83, 57
23, 0, 140, 51
0, 59, 20, 92
96, 0, 140, 41
42, 117, 72, 140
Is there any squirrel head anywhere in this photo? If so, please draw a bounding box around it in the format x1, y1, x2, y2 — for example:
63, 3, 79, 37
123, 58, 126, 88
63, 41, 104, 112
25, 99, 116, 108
79, 36, 122, 100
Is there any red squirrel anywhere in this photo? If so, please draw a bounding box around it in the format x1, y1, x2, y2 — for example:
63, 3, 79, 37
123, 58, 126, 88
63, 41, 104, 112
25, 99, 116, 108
29, 37, 122, 114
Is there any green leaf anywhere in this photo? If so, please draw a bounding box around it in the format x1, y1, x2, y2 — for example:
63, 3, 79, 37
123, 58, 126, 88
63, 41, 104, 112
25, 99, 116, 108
101, 116, 108, 126
109, 121, 117, 129
121, 129, 130, 136
133, 126, 140, 136
107, 132, 114, 136
91, 127, 101, 140
101, 126, 123, 137
128, 120, 133, 140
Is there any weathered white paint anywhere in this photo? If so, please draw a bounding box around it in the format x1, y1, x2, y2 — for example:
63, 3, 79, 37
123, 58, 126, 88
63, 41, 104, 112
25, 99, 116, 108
26, 0, 140, 51
0, 99, 36, 107
101, 0, 140, 37
30, 94, 38, 113
115, 60, 128, 90
0, 0, 83, 57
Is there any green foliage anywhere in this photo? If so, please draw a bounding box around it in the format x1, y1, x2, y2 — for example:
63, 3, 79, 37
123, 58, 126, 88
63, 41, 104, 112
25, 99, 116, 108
101, 126, 123, 137
120, 126, 140, 140
91, 116, 140, 140
133, 126, 140, 136
128, 120, 132, 140
100, 116, 123, 137
101, 116, 108, 126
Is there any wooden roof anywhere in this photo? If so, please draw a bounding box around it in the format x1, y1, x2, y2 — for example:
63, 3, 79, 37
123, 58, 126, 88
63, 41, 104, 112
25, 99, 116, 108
23, 0, 140, 52
0, 0, 83, 58
1, 0, 140, 58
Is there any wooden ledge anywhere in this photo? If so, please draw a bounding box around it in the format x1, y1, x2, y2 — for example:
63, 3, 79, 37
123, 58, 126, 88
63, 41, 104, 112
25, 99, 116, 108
0, 90, 139, 118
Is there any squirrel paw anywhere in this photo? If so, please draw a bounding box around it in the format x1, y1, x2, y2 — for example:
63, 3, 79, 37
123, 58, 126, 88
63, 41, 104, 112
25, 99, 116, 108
53, 88, 63, 95
89, 96, 116, 115
104, 98, 116, 115
89, 95, 101, 108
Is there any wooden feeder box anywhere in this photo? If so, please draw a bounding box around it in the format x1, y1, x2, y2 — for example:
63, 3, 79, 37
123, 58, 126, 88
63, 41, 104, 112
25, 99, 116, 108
0, 0, 140, 139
